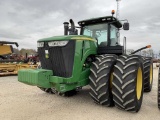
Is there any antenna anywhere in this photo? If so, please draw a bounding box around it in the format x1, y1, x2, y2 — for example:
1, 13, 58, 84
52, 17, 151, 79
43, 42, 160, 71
116, 0, 121, 19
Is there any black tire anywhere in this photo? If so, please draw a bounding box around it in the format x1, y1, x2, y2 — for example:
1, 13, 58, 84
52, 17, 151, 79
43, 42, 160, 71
39, 87, 56, 94
89, 54, 117, 106
158, 66, 160, 109
143, 57, 153, 92
112, 55, 144, 112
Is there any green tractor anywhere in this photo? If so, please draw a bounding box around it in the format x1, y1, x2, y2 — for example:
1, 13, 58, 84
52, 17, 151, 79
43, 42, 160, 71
18, 11, 153, 112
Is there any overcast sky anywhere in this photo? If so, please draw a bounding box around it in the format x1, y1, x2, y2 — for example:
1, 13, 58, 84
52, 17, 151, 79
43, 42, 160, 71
0, 0, 160, 53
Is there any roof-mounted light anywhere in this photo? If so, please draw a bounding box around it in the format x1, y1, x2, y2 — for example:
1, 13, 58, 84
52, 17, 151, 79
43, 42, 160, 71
111, 10, 115, 16
146, 45, 151, 48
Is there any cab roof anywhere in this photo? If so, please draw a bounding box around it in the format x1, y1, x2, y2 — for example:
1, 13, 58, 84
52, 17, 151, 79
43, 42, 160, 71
78, 16, 122, 28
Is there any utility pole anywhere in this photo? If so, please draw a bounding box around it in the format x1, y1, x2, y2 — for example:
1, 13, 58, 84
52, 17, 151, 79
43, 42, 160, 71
116, 0, 121, 19
116, 0, 121, 44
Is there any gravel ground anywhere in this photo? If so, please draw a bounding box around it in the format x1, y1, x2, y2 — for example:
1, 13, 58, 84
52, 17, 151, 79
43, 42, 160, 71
0, 69, 160, 120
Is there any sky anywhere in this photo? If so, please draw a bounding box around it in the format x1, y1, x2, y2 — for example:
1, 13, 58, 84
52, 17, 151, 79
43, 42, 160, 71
0, 0, 160, 54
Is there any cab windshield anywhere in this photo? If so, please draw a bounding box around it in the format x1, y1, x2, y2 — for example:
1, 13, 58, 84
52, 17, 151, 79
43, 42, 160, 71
83, 23, 108, 45
82, 23, 118, 46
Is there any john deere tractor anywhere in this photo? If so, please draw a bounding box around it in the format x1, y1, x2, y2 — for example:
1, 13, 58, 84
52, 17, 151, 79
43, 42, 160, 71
18, 11, 153, 112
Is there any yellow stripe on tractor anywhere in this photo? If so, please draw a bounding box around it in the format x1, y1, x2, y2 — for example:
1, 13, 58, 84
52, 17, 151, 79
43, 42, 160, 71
71, 37, 97, 42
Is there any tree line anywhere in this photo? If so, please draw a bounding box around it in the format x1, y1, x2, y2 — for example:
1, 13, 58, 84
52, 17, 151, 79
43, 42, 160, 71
126, 49, 160, 58
13, 48, 37, 56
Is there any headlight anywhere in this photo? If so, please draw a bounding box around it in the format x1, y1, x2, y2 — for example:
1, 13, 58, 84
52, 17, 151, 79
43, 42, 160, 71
37, 42, 44, 47
48, 41, 68, 47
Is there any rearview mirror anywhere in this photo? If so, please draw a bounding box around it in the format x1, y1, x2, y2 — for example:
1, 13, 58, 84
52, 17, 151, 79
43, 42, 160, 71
123, 22, 129, 30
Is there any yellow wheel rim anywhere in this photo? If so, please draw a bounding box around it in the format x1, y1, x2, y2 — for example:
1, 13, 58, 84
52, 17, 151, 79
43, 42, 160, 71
136, 67, 143, 100
150, 64, 153, 84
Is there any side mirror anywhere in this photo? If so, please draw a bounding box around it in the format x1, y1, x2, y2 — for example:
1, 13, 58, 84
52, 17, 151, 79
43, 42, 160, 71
123, 22, 129, 30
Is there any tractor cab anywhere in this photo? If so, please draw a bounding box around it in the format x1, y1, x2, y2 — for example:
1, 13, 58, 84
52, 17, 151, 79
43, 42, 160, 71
78, 16, 125, 55
79, 16, 122, 46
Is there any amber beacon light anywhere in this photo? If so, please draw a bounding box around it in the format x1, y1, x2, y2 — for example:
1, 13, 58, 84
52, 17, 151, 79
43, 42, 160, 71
146, 45, 151, 48
111, 10, 115, 15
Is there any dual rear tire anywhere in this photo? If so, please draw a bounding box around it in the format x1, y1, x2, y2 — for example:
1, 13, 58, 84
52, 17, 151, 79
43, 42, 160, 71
143, 57, 153, 92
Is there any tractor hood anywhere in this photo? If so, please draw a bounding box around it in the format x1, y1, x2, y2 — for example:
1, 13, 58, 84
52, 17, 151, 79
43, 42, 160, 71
38, 35, 96, 42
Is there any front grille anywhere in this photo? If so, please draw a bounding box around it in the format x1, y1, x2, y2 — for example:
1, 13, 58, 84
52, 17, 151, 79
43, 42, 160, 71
38, 40, 75, 78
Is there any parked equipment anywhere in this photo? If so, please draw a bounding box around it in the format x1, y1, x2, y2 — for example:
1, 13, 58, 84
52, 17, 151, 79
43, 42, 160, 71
18, 11, 153, 112
0, 41, 37, 75
0, 63, 37, 76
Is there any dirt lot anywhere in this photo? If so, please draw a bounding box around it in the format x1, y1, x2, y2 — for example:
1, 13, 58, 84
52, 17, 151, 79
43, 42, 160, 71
0, 69, 160, 120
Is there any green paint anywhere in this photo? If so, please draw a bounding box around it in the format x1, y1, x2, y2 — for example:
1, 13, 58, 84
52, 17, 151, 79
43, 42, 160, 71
18, 69, 53, 88
18, 38, 97, 92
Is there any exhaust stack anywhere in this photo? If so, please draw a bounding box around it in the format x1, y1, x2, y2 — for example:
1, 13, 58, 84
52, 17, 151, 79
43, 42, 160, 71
63, 22, 69, 35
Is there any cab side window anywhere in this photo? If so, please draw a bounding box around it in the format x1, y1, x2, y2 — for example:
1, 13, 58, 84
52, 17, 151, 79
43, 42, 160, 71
110, 25, 119, 46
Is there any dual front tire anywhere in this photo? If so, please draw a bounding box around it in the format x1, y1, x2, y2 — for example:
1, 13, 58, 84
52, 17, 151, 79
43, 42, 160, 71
112, 55, 144, 112
89, 54, 117, 106
89, 55, 145, 112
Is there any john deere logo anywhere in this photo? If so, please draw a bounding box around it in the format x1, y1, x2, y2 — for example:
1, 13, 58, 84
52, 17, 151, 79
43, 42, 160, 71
45, 50, 49, 59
